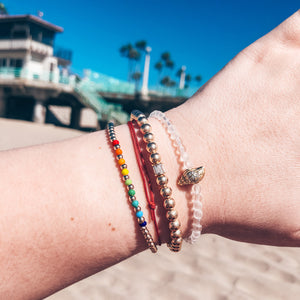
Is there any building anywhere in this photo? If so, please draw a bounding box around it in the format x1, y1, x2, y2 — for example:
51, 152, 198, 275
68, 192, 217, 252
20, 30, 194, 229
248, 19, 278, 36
0, 14, 71, 83
0, 14, 102, 130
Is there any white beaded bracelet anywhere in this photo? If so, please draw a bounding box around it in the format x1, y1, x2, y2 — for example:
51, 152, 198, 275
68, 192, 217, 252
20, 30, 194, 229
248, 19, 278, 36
149, 110, 205, 244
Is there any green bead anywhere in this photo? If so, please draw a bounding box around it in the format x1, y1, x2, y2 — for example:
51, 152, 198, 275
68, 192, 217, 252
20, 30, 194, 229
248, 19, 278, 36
125, 179, 132, 186
128, 189, 136, 196
131, 200, 139, 208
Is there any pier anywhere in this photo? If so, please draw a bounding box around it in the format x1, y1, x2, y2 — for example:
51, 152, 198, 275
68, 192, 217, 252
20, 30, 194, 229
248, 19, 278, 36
0, 14, 188, 131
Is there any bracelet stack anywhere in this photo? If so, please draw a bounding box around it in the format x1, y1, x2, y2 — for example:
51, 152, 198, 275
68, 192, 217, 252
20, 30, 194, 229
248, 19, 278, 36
130, 110, 183, 252
106, 109, 204, 253
107, 122, 158, 253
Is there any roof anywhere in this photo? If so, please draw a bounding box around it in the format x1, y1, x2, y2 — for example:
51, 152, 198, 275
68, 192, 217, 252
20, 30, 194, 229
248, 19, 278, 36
0, 14, 63, 33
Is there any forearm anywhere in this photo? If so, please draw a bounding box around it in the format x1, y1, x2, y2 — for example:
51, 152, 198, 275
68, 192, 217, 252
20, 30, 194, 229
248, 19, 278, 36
0, 113, 211, 299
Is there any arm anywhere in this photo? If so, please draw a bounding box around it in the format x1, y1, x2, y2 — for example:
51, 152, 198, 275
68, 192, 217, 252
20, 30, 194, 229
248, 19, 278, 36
0, 10, 299, 300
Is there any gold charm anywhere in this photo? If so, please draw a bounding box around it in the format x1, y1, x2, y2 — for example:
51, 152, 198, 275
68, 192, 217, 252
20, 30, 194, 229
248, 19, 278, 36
177, 166, 205, 186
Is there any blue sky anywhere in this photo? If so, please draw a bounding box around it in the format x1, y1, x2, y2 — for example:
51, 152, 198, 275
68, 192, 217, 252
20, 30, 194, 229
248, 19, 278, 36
6, 0, 299, 87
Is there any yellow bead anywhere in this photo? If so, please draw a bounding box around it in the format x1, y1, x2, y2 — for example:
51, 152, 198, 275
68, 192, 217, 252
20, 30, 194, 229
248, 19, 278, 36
121, 168, 129, 176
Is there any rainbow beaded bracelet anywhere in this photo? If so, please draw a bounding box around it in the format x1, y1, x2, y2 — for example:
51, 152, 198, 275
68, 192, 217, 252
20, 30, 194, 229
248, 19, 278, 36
107, 121, 157, 253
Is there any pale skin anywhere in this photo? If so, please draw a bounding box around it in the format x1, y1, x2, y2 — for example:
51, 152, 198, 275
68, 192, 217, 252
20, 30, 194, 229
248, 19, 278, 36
0, 11, 299, 299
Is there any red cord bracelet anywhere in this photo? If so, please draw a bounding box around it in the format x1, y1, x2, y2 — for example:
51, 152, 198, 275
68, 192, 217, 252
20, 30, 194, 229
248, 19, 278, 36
128, 120, 161, 245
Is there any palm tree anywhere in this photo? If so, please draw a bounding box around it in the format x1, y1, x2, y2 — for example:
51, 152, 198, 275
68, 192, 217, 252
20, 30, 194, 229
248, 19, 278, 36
132, 71, 142, 92
135, 40, 147, 52
165, 60, 174, 73
135, 40, 147, 73
119, 43, 134, 81
168, 80, 176, 89
161, 52, 171, 62
176, 68, 182, 78
160, 76, 171, 88
195, 75, 202, 83
161, 52, 175, 76
154, 61, 163, 85
0, 3, 8, 15
185, 74, 192, 89
119, 43, 132, 57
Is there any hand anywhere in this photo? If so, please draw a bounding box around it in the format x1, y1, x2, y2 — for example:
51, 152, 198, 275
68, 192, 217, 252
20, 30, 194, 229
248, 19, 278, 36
169, 10, 300, 246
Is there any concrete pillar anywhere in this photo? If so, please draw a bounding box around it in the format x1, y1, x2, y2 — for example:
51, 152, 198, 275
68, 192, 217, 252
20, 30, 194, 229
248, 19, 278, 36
0, 88, 6, 117
23, 53, 32, 79
179, 66, 186, 89
33, 100, 46, 123
141, 46, 152, 96
70, 106, 81, 129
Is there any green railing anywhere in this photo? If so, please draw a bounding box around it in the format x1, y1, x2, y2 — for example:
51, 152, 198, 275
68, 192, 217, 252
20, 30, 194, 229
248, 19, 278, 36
0, 67, 22, 78
0, 67, 73, 85
75, 79, 129, 124
87, 71, 195, 98
87, 71, 135, 95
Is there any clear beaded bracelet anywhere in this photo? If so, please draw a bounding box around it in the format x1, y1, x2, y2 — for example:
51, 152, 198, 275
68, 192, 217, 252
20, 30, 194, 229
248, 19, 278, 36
149, 110, 205, 244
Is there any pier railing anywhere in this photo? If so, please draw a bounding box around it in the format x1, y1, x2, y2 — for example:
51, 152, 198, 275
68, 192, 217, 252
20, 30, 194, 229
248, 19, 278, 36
0, 67, 74, 86
0, 67, 196, 99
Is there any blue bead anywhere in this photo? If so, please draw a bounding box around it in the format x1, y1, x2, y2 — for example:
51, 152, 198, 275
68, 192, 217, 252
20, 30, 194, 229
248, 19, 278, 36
131, 200, 139, 208
139, 221, 147, 227
136, 211, 143, 218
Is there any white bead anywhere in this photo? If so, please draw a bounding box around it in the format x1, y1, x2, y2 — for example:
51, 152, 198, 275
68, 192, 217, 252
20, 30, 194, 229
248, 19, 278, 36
193, 223, 202, 231
194, 209, 203, 219
193, 200, 202, 210
179, 145, 185, 155
168, 125, 175, 134
192, 231, 201, 239
182, 152, 189, 162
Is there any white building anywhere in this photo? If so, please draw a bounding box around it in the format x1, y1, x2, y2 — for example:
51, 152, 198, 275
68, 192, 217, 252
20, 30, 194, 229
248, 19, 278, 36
0, 14, 72, 83
0, 14, 95, 129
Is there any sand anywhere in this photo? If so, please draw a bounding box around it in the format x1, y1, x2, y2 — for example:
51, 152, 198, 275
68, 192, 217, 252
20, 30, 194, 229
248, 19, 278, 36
1, 118, 299, 300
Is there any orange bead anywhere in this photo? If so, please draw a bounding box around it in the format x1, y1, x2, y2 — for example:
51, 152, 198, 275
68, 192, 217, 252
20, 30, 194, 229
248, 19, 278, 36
118, 158, 125, 165
115, 148, 122, 155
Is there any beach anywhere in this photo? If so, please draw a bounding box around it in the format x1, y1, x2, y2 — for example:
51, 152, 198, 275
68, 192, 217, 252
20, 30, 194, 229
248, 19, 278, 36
1, 118, 299, 300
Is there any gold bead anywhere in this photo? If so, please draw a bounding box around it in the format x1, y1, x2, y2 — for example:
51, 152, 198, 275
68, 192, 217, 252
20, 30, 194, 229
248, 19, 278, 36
171, 237, 183, 245
169, 220, 181, 230
141, 123, 152, 134
137, 116, 147, 126
138, 217, 145, 224
160, 186, 172, 197
146, 142, 157, 153
163, 198, 175, 209
150, 152, 161, 164
170, 229, 182, 239
170, 246, 181, 252
143, 132, 154, 143
166, 209, 178, 221
156, 175, 168, 186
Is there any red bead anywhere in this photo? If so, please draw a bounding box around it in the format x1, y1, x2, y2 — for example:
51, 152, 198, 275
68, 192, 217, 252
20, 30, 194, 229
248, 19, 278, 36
112, 140, 119, 146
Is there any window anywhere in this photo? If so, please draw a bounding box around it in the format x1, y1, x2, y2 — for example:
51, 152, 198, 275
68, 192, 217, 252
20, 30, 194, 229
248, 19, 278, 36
9, 59, 23, 68
0, 58, 7, 67
11, 25, 29, 39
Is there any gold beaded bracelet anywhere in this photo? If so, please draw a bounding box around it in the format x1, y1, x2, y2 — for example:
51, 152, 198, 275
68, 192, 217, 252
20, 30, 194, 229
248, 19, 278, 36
130, 110, 183, 252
